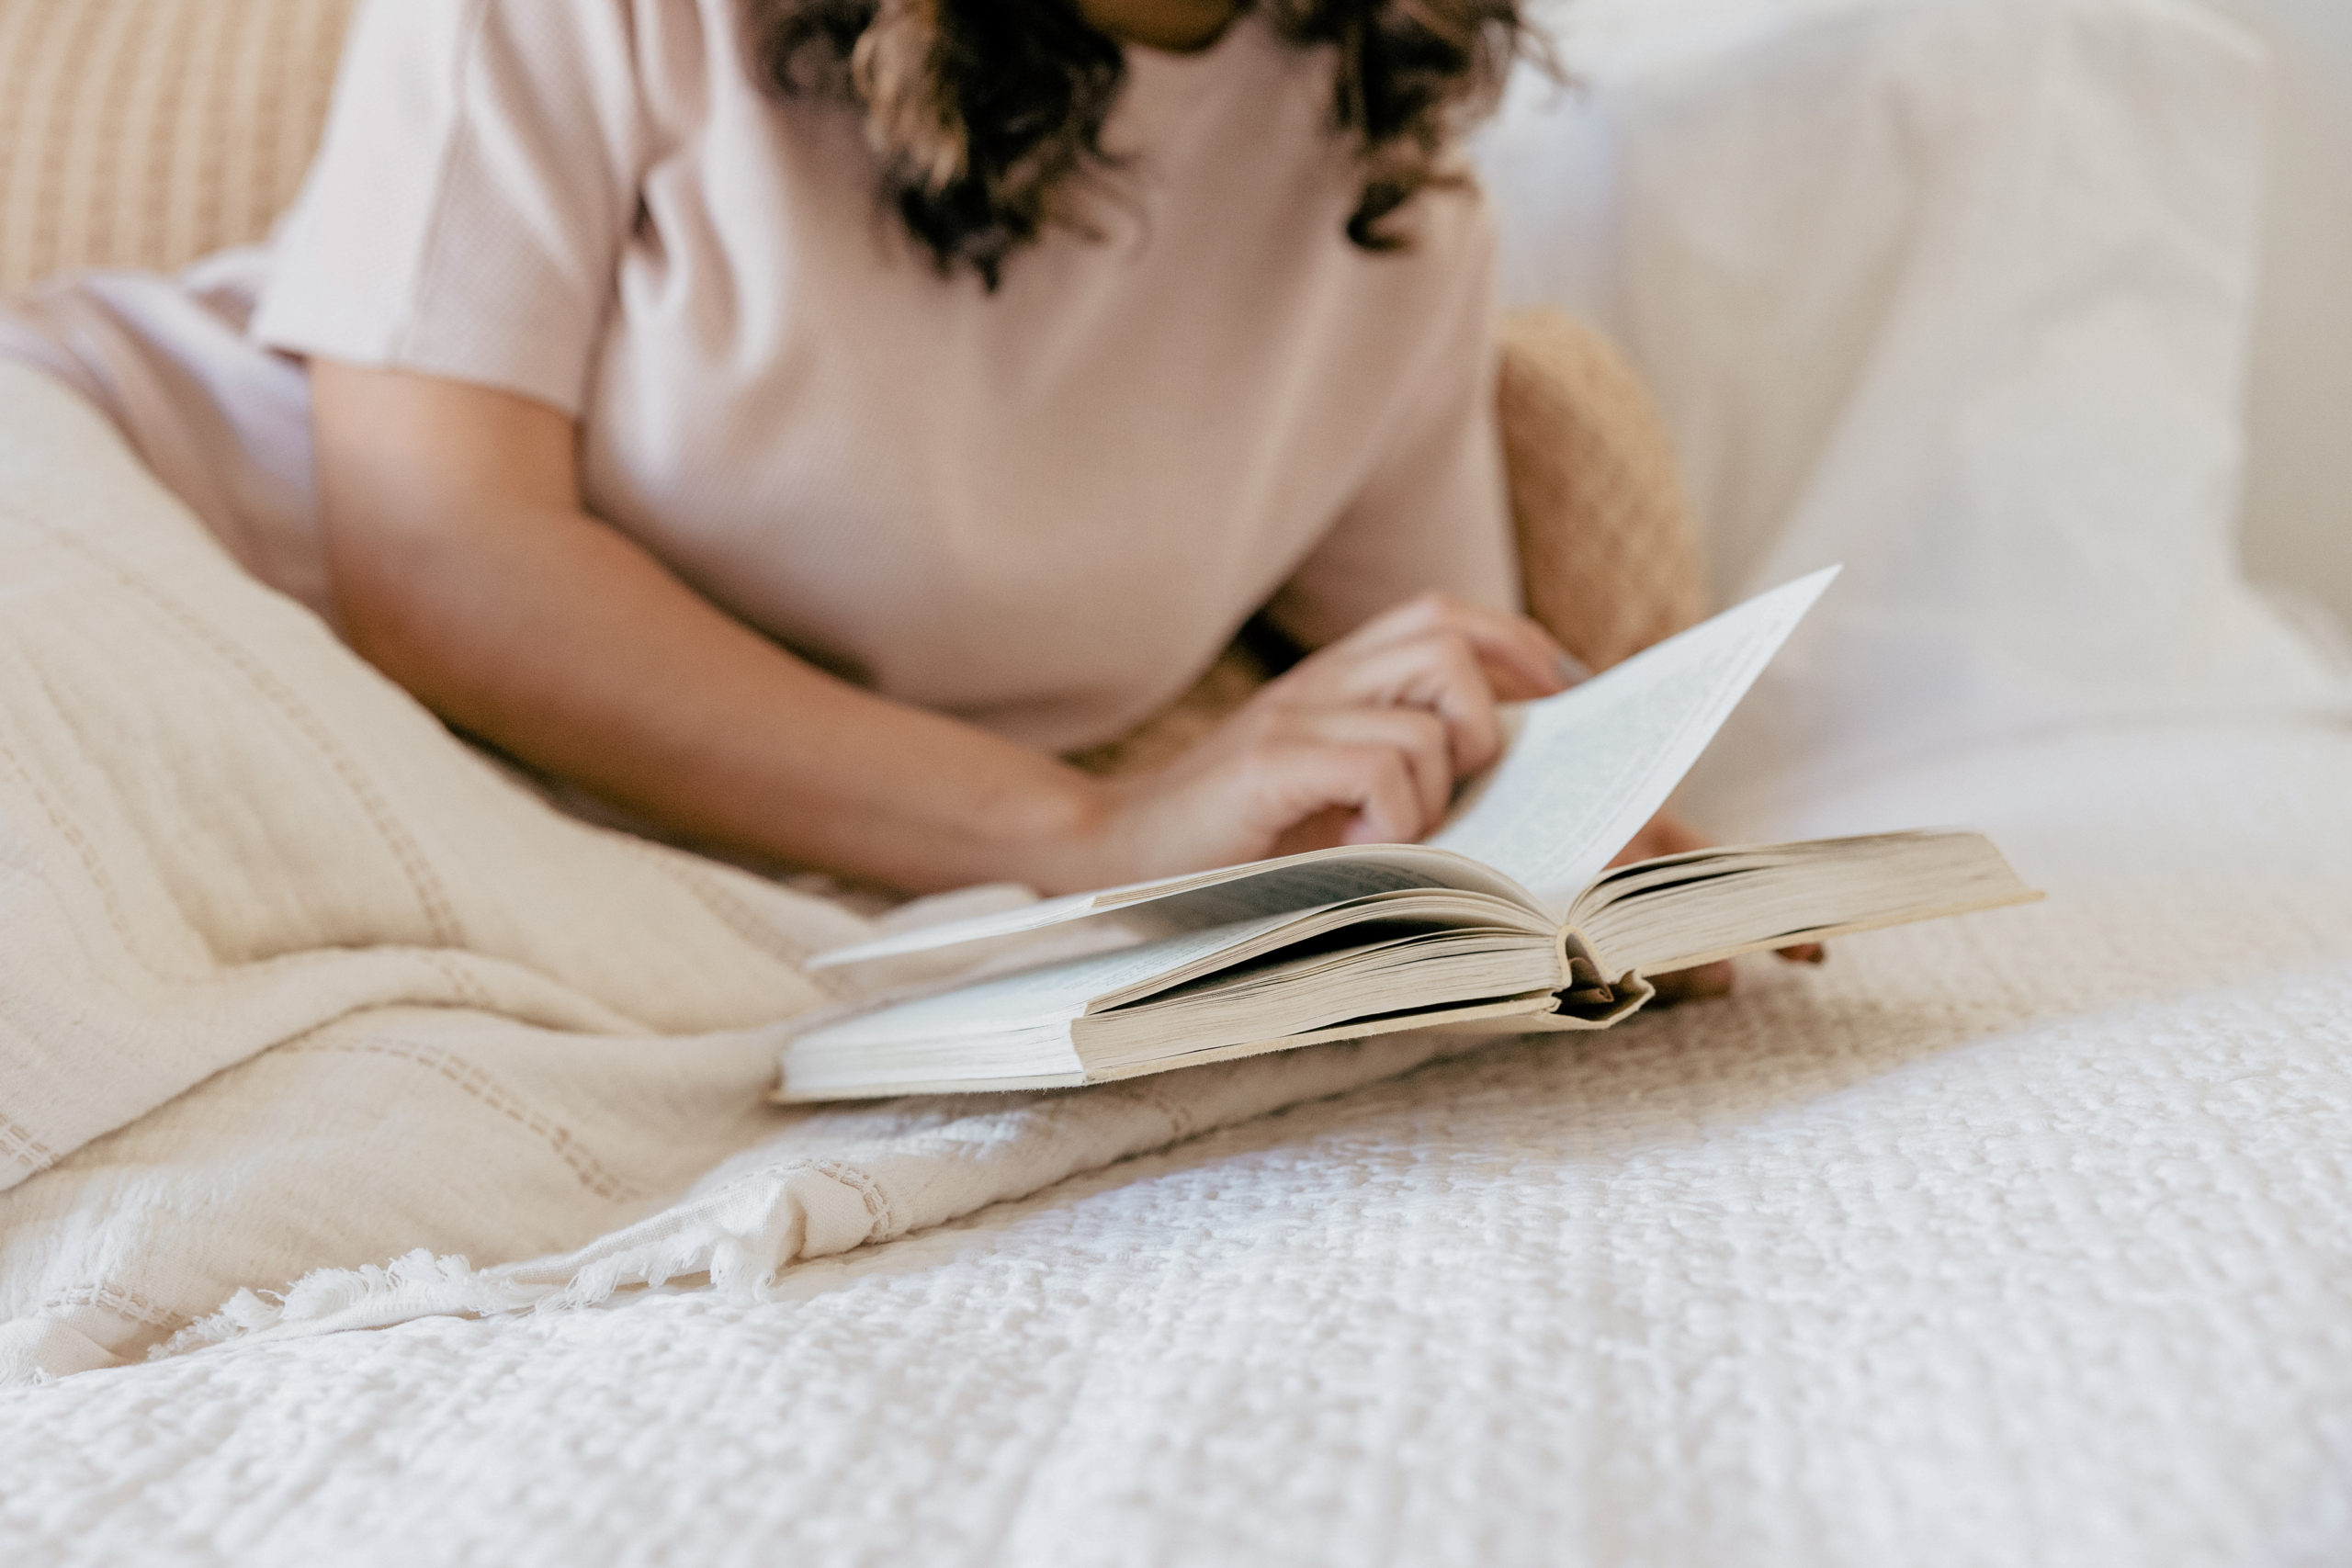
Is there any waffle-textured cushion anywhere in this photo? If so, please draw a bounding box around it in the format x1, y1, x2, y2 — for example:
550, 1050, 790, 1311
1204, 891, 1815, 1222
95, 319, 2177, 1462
0, 0, 356, 295
1496, 306, 1706, 671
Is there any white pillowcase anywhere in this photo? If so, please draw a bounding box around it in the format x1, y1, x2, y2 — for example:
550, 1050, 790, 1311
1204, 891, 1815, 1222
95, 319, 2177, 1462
1478, 0, 2350, 830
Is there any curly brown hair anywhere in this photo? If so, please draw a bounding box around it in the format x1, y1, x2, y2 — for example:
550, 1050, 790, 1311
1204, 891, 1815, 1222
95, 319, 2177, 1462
749, 0, 1537, 288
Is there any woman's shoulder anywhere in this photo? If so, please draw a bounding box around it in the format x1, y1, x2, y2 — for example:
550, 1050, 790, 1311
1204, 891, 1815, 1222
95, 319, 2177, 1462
331, 0, 724, 136
256, 0, 745, 417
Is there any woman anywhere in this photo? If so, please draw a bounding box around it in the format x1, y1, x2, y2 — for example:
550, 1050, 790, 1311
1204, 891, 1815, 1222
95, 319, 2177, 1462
276, 0, 1637, 898
10, 0, 1746, 939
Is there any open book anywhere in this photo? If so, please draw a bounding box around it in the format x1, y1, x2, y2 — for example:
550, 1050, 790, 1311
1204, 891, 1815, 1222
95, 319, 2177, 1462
781, 570, 2040, 1100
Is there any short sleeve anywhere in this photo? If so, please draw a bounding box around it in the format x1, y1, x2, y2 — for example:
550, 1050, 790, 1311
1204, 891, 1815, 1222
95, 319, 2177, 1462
1262, 216, 1521, 649
252, 0, 650, 416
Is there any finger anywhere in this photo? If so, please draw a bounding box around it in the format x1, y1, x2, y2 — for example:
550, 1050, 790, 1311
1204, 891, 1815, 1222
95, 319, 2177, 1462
1289, 741, 1426, 847
1340, 752, 1428, 845
1336, 592, 1572, 700
1286, 705, 1453, 829
1477, 643, 1577, 705
1610, 808, 1713, 867
1641, 810, 1712, 857
1269, 805, 1356, 858
1320, 634, 1505, 775
1232, 722, 1443, 849
1645, 960, 1736, 1007
1775, 942, 1827, 964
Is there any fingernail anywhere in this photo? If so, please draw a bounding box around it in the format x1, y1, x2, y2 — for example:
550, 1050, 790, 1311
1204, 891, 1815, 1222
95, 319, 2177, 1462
1555, 652, 1594, 688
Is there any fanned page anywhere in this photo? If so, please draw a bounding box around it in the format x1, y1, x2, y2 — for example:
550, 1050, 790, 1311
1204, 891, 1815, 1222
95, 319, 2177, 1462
1430, 567, 1838, 915
806, 844, 1530, 969
808, 568, 1839, 969
787, 913, 1308, 1053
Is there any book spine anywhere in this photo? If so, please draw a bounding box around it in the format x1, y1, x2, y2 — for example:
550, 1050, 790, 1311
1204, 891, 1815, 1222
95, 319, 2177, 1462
1555, 929, 1655, 1026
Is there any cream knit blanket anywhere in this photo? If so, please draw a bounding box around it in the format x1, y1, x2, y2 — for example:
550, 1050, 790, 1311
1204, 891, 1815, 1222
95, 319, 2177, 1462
0, 361, 1456, 1382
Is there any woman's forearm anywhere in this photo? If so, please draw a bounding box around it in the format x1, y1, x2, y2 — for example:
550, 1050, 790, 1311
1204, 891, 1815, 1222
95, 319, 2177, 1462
310, 363, 1572, 899
359, 503, 1109, 887
313, 364, 1107, 894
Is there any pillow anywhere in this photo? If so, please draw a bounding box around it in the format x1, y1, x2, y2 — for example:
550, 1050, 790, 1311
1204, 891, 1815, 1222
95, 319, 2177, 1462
0, 0, 358, 294
1479, 0, 2351, 831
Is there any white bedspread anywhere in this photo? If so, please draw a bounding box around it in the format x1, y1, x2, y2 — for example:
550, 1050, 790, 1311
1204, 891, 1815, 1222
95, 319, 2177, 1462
6, 716, 2347, 1567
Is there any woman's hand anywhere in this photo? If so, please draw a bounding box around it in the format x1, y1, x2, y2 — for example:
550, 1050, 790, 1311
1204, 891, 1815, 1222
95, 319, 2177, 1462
1069, 592, 1574, 883
1067, 599, 1822, 997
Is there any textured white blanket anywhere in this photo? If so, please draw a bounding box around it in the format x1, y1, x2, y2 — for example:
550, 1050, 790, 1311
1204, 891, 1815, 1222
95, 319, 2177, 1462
0, 361, 1510, 1383
4, 718, 2348, 1566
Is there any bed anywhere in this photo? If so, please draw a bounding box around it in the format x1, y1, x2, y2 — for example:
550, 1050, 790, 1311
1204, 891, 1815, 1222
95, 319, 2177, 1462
4, 0, 2349, 1563
9, 717, 2352, 1565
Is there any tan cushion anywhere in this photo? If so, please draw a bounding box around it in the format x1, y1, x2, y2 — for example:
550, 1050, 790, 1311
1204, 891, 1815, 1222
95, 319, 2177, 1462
1496, 305, 1707, 671
0, 0, 357, 294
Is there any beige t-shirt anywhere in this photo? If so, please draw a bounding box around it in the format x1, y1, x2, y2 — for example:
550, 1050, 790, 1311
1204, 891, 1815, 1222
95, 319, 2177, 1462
252, 0, 1518, 753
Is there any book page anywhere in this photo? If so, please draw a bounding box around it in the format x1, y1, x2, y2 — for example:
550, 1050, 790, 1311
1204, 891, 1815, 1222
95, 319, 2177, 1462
790, 911, 1313, 1048
1430, 568, 1838, 917
808, 842, 1532, 969
798, 886, 1554, 1050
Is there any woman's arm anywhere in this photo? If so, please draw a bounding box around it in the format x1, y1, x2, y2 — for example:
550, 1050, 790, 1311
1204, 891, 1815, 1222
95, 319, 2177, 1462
313, 362, 1110, 893
311, 363, 1571, 895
